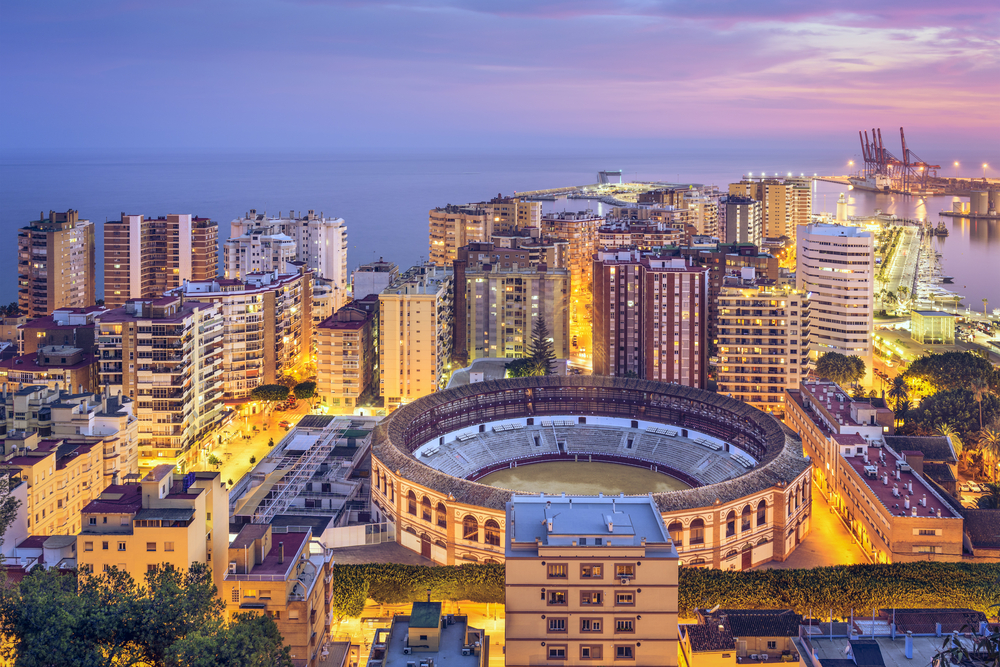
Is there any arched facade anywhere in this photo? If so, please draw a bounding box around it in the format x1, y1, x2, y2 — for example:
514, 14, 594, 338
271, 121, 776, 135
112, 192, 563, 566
370, 376, 812, 569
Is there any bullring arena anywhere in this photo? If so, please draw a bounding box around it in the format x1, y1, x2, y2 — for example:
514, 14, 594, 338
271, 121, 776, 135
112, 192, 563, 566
370, 376, 813, 570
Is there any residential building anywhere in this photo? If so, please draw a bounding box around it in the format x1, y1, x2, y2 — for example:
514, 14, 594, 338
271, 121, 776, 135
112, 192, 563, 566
0, 316, 26, 348
0, 345, 99, 394
684, 191, 722, 238
379, 265, 453, 411
723, 196, 763, 247
592, 251, 708, 388
487, 195, 541, 235
541, 211, 602, 362
351, 259, 399, 301
716, 270, 809, 417
452, 242, 570, 366
316, 295, 379, 413
729, 177, 812, 241
883, 435, 958, 497
0, 384, 138, 490
597, 220, 685, 251
166, 270, 312, 399
367, 602, 488, 667
222, 229, 297, 279
95, 297, 225, 472
910, 311, 955, 345
680, 608, 804, 667
795, 223, 874, 360
17, 306, 105, 355
221, 524, 334, 667
17, 210, 95, 320
428, 204, 489, 266
76, 466, 229, 590
504, 494, 678, 667
310, 276, 338, 331
489, 229, 569, 270
229, 209, 349, 311
103, 214, 218, 308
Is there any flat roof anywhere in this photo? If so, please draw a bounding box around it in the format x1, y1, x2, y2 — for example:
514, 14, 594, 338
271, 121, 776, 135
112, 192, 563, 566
381, 615, 484, 667
805, 223, 871, 238
802, 635, 965, 667
409, 601, 442, 628
912, 311, 954, 317
840, 446, 961, 519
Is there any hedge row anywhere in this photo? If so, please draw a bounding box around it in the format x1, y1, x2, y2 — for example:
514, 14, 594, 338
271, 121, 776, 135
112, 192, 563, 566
332, 562, 1000, 619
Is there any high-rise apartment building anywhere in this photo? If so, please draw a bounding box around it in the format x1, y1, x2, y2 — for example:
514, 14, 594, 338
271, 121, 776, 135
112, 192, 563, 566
452, 242, 570, 365
351, 259, 399, 300
17, 210, 95, 320
597, 220, 685, 251
76, 466, 229, 591
166, 271, 312, 399
95, 297, 225, 473
487, 196, 541, 235
228, 209, 349, 311
716, 270, 809, 417
103, 214, 218, 308
541, 211, 602, 362
222, 230, 297, 279
592, 251, 708, 388
795, 224, 874, 359
378, 265, 453, 411
316, 294, 379, 413
428, 204, 489, 266
505, 494, 679, 667
723, 196, 763, 247
0, 344, 99, 394
729, 177, 812, 241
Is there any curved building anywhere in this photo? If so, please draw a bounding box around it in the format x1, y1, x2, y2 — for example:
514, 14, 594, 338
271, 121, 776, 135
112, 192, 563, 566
371, 377, 812, 570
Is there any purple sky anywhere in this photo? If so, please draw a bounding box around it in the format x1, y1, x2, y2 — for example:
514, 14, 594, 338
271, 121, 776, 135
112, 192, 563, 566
2, 0, 998, 152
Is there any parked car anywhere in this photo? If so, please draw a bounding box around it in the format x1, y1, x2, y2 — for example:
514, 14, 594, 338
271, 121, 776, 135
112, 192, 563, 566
969, 482, 983, 493
960, 483, 972, 493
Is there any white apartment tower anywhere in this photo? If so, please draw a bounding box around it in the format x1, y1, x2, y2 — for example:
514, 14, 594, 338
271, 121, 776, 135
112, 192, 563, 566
795, 223, 874, 359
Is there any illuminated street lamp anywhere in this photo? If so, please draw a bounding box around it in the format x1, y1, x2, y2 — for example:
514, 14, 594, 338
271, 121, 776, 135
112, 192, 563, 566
984, 163, 990, 179
954, 161, 959, 178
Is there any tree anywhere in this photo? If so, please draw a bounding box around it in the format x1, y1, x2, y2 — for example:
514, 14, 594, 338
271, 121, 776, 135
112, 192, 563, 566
902, 351, 996, 397
903, 389, 1000, 440
887, 375, 909, 413
972, 376, 991, 430
207, 454, 221, 467
527, 316, 556, 376
165, 612, 293, 667
250, 384, 289, 403
249, 456, 257, 466
0, 475, 22, 561
815, 352, 865, 386
978, 427, 1000, 483
292, 381, 317, 405
505, 358, 537, 378
977, 483, 1000, 509
935, 620, 999, 667
935, 423, 964, 464
896, 399, 911, 427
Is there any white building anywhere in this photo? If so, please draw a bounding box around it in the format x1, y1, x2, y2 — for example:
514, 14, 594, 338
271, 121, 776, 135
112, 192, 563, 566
795, 223, 874, 359
223, 231, 297, 279
229, 209, 349, 311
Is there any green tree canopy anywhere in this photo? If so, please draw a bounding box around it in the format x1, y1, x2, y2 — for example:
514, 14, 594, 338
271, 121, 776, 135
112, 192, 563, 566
527, 315, 556, 376
814, 352, 866, 386
902, 351, 997, 396
504, 357, 537, 378
292, 381, 317, 401
901, 388, 1000, 440
250, 384, 290, 403
0, 563, 292, 667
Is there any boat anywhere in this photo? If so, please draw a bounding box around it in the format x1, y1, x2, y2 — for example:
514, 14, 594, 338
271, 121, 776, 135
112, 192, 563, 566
941, 275, 954, 283
932, 221, 949, 236
848, 174, 892, 193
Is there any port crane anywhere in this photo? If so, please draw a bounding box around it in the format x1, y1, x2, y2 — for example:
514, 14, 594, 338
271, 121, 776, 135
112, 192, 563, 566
857, 127, 940, 193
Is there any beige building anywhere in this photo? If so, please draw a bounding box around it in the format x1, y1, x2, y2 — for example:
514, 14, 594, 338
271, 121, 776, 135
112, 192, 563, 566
351, 259, 399, 301
95, 297, 225, 473
597, 220, 685, 251
429, 204, 490, 266
504, 494, 679, 667
910, 311, 955, 345
680, 609, 804, 667
592, 251, 709, 388
487, 196, 541, 235
729, 177, 811, 241
541, 211, 602, 361
166, 270, 312, 399
316, 295, 379, 413
0, 345, 99, 395
367, 602, 489, 667
17, 306, 105, 356
716, 271, 809, 417
103, 214, 218, 308
378, 264, 454, 411
17, 210, 95, 320
221, 524, 333, 667
76, 465, 229, 591
723, 196, 763, 247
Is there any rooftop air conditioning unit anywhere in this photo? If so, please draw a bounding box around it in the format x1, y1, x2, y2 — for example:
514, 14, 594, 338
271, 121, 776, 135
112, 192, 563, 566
228, 562, 237, 574
462, 648, 472, 656
621, 577, 630, 585
403, 647, 412, 655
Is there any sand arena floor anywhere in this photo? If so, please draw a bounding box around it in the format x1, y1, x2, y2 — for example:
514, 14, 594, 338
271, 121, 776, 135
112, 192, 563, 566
475, 461, 691, 495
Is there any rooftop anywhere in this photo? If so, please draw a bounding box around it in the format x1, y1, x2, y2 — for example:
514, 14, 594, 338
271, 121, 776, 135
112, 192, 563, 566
840, 445, 961, 520
723, 609, 804, 638
882, 436, 956, 463
81, 484, 143, 515
409, 601, 442, 628
804, 223, 872, 239
800, 634, 969, 667
375, 613, 485, 667
249, 530, 308, 576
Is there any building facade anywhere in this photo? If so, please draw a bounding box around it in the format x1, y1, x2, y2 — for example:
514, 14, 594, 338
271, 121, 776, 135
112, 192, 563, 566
592, 251, 708, 388
716, 271, 809, 417
795, 224, 874, 359
17, 210, 95, 320
95, 297, 225, 472
103, 214, 218, 308
351, 259, 399, 301
723, 196, 763, 247
504, 494, 679, 667
17, 306, 105, 356
729, 177, 812, 241
429, 204, 490, 267
316, 295, 379, 413
166, 271, 312, 399
378, 265, 454, 411
910, 311, 955, 345
222, 230, 297, 279
542, 211, 601, 362
0, 345, 99, 394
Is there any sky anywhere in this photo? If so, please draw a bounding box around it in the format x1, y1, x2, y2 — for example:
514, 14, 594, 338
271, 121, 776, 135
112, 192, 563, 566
1, 0, 999, 153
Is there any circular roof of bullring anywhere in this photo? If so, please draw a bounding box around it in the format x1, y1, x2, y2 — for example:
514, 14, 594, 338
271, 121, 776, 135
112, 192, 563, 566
372, 376, 809, 513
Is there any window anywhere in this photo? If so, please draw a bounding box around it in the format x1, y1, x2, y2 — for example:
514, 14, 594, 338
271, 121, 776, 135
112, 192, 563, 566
616, 619, 635, 633
548, 646, 567, 660
757, 500, 767, 526
615, 592, 634, 606
121, 516, 130, 527
117, 542, 126, 551
485, 519, 501, 546
102, 541, 109, 550
164, 542, 174, 552
742, 506, 752, 532
89, 517, 97, 525
436, 502, 447, 528
547, 590, 567, 605
146, 542, 156, 552
548, 618, 567, 632
918, 529, 937, 536
462, 515, 479, 541
84, 541, 94, 552
668, 522, 683, 545
615, 564, 635, 578
421, 496, 432, 522
767, 641, 777, 650
547, 564, 568, 579
231, 589, 239, 602
244, 590, 257, 598
581, 564, 603, 579
147, 564, 157, 572
580, 591, 602, 606
726, 510, 736, 537
690, 519, 705, 545
581, 645, 603, 659
616, 645, 635, 660
407, 491, 417, 516
581, 619, 602, 632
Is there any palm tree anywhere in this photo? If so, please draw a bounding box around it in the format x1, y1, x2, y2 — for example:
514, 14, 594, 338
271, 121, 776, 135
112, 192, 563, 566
978, 428, 1000, 483
887, 376, 908, 413
971, 376, 990, 430
977, 483, 1000, 509
984, 298, 989, 316
896, 399, 911, 427
936, 422, 963, 461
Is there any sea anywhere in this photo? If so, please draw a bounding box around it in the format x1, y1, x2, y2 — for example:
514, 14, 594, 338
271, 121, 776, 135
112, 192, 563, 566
1, 148, 996, 308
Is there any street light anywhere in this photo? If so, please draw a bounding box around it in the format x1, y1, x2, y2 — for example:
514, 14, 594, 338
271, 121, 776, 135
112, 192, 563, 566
954, 161, 959, 178
984, 163, 990, 179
